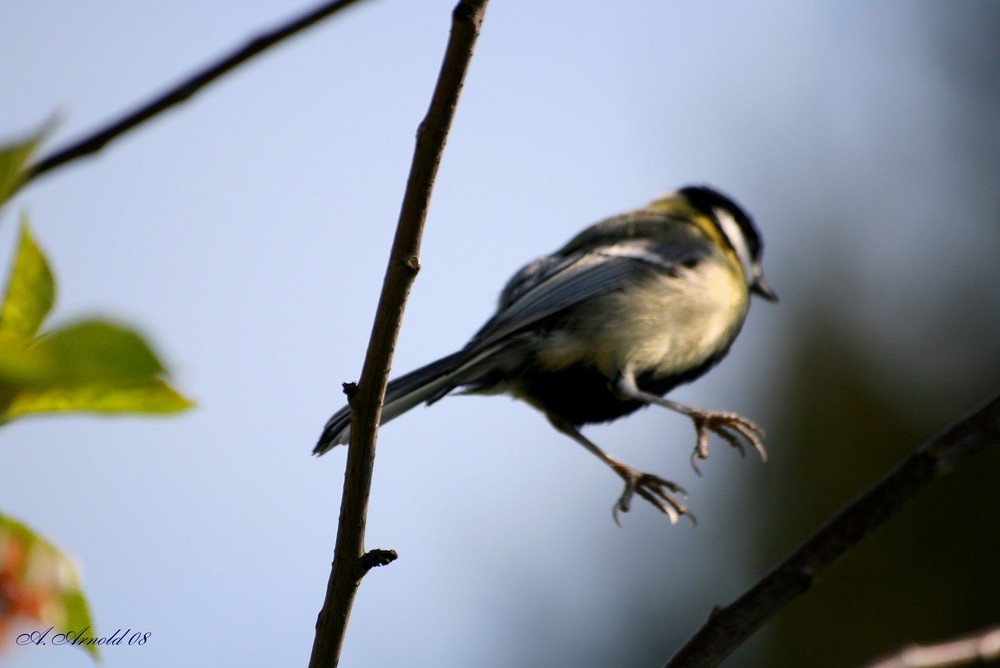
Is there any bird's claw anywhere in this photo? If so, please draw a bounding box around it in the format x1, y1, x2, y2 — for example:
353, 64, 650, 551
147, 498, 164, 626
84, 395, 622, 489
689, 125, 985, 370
689, 411, 767, 474
612, 468, 695, 526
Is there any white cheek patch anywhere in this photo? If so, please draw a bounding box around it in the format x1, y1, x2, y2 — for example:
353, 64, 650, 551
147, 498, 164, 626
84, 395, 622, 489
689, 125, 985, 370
714, 207, 753, 284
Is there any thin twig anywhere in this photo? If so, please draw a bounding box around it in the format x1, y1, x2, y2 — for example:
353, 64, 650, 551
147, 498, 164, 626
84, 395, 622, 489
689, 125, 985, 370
666, 392, 1000, 668
865, 623, 1000, 668
307, 2, 489, 667
23, 0, 368, 186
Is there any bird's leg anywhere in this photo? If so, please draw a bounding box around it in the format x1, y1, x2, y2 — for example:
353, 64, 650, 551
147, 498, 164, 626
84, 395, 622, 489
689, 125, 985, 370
547, 414, 693, 526
613, 372, 767, 474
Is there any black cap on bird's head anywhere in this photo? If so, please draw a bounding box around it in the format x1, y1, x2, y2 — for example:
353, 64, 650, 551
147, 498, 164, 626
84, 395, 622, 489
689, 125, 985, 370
679, 185, 778, 302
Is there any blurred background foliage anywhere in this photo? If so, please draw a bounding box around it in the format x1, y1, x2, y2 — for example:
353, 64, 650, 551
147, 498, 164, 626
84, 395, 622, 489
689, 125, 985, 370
602, 5, 1000, 665
752, 6, 1000, 665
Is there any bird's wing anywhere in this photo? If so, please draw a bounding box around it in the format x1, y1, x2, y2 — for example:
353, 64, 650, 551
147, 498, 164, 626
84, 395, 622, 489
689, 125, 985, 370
468, 238, 702, 351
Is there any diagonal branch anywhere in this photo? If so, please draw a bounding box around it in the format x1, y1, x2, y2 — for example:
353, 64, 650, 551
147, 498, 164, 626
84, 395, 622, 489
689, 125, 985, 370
666, 392, 1000, 668
23, 0, 369, 186
864, 623, 1000, 668
307, 2, 490, 667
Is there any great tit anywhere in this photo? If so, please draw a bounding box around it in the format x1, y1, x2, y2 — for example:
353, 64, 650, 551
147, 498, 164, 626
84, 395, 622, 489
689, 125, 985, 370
315, 185, 777, 523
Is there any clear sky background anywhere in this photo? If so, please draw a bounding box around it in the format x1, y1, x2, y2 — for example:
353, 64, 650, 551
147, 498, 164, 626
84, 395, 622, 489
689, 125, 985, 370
2, 2, 999, 667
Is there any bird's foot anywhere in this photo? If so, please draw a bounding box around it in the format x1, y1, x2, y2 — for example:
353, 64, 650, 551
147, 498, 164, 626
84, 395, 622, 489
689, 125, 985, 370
610, 463, 694, 526
688, 410, 767, 474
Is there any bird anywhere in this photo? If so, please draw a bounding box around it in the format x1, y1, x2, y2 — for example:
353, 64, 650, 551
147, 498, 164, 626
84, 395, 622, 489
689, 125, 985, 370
315, 185, 777, 524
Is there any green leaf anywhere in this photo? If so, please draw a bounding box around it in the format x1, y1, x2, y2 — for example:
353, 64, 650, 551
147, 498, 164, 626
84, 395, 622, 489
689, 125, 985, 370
0, 217, 55, 349
0, 222, 194, 421
0, 320, 167, 387
0, 122, 50, 207
0, 513, 99, 661
3, 378, 193, 420
33, 320, 165, 383
0, 319, 193, 420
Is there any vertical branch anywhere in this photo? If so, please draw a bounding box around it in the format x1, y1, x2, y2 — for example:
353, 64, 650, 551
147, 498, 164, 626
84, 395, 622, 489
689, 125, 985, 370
308, 2, 489, 667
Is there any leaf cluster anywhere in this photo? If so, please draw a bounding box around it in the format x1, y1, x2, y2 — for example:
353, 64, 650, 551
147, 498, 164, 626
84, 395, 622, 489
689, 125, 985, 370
0, 125, 192, 661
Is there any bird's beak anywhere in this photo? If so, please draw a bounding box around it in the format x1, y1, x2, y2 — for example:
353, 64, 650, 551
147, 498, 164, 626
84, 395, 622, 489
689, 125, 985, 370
751, 264, 778, 302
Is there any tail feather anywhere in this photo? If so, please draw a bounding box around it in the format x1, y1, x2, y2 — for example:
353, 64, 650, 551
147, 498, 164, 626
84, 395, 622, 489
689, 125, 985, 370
313, 351, 467, 455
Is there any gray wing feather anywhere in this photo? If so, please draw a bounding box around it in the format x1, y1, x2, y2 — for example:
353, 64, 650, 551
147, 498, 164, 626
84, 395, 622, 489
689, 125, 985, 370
471, 239, 699, 350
